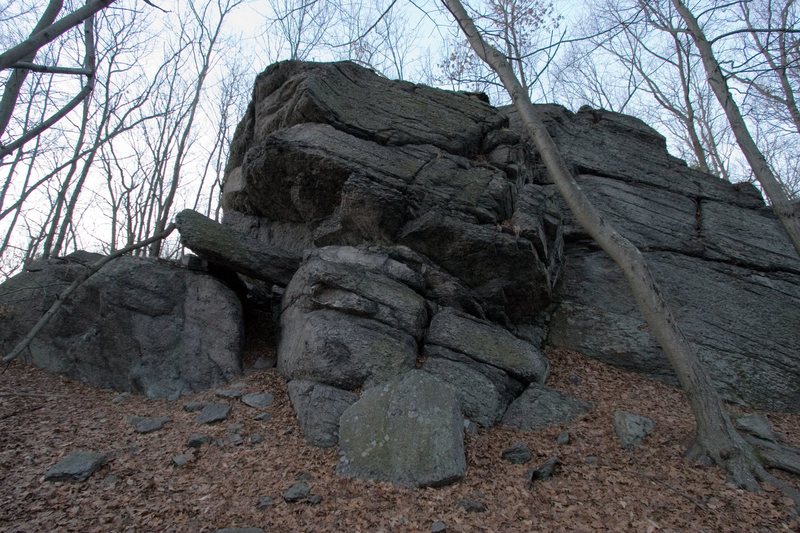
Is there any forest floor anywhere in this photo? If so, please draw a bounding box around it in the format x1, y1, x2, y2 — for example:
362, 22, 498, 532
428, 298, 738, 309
1, 348, 798, 532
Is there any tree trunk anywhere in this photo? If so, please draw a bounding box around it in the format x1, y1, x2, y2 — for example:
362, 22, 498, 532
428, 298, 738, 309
671, 0, 800, 257
441, 0, 774, 492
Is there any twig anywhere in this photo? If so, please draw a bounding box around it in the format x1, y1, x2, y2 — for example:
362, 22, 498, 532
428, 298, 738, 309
2, 224, 177, 363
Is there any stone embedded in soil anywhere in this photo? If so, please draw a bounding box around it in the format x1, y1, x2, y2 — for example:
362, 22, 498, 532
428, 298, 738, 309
254, 412, 272, 421
458, 499, 487, 513
183, 401, 206, 412
241, 392, 274, 409
613, 411, 655, 449
216, 388, 243, 399
282, 481, 311, 503
307, 494, 323, 505
196, 402, 231, 424
227, 433, 244, 446
556, 431, 570, 445
128, 415, 170, 434
172, 452, 194, 467
45, 451, 107, 482
187, 434, 211, 448
527, 457, 559, 487
256, 496, 274, 509
249, 433, 264, 445
502, 384, 591, 430
432, 521, 447, 532
502, 442, 532, 464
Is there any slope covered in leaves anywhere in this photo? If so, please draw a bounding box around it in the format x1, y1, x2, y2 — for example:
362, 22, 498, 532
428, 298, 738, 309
1, 348, 798, 531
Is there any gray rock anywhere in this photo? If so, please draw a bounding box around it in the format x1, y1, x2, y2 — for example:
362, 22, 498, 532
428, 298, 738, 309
431, 521, 447, 533
613, 411, 655, 449
172, 452, 194, 467
196, 402, 231, 424
457, 499, 487, 513
282, 481, 311, 503
527, 457, 559, 486
227, 433, 244, 446
307, 494, 323, 505
254, 412, 272, 422
399, 211, 553, 323
215, 389, 243, 399
0, 253, 243, 399
45, 451, 106, 482
337, 371, 466, 487
421, 354, 511, 427
249, 433, 264, 445
256, 496, 274, 509
226, 61, 504, 171
556, 431, 570, 445
241, 392, 274, 409
278, 247, 425, 390
183, 401, 206, 412
502, 384, 591, 430
549, 248, 800, 411
175, 209, 300, 286
127, 416, 170, 434
733, 413, 778, 442
426, 307, 549, 384
502, 442, 532, 464
187, 434, 211, 448
287, 380, 358, 447
111, 393, 129, 404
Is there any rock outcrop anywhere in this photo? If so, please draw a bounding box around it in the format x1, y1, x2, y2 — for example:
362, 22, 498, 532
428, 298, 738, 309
521, 105, 800, 411
4, 59, 798, 489
0, 252, 243, 398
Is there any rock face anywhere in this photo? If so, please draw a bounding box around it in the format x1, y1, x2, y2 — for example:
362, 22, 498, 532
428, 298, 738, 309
223, 61, 561, 325
0, 253, 243, 398
520, 105, 800, 411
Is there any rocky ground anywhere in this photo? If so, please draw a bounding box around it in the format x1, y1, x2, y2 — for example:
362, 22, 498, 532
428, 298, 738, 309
1, 348, 798, 532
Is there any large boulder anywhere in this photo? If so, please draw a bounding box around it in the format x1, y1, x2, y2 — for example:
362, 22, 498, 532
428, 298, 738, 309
0, 252, 243, 398
337, 371, 466, 487
222, 61, 563, 324
278, 246, 427, 390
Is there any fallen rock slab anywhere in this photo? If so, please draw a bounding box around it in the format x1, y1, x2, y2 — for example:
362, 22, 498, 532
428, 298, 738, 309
241, 392, 274, 409
502, 384, 591, 430
45, 451, 107, 482
175, 208, 300, 285
196, 402, 231, 424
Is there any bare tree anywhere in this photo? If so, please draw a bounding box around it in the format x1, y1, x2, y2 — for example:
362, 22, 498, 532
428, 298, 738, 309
443, 0, 800, 501
670, 0, 800, 256
265, 0, 333, 61
438, 0, 562, 101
